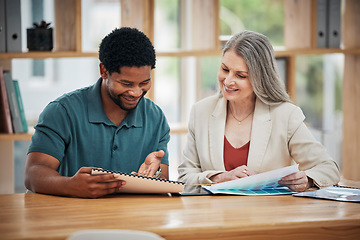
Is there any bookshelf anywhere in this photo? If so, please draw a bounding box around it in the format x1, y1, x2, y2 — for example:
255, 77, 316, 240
282, 0, 360, 182
341, 0, 360, 183
0, 0, 359, 194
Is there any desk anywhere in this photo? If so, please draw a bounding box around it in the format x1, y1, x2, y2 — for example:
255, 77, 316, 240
0, 193, 359, 240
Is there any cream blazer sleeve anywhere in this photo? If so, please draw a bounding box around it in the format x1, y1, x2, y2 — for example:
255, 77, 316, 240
178, 93, 340, 187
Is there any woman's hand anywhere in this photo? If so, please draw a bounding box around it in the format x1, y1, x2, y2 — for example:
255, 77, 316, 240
210, 165, 255, 183
278, 171, 314, 192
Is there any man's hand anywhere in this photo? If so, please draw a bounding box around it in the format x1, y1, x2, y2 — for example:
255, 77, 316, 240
69, 167, 126, 198
133, 150, 165, 177
25, 152, 126, 198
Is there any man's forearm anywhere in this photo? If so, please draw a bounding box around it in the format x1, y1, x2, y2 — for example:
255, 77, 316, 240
25, 165, 71, 196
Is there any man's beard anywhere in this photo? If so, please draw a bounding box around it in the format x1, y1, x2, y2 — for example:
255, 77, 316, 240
107, 89, 147, 111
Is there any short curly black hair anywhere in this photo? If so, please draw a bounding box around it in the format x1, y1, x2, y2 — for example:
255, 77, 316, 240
99, 27, 156, 74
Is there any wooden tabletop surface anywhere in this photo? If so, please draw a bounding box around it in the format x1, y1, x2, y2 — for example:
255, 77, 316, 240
0, 192, 359, 240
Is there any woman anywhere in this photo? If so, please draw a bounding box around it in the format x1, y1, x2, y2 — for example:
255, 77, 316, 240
178, 30, 340, 192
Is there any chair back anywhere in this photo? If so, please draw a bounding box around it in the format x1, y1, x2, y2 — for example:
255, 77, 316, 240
67, 229, 165, 240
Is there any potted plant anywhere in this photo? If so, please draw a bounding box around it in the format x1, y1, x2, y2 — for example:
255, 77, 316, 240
27, 20, 53, 51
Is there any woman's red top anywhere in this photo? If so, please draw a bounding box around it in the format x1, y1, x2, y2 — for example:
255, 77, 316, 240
224, 136, 250, 171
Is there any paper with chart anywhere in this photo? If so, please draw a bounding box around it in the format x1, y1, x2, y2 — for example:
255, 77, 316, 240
203, 164, 299, 195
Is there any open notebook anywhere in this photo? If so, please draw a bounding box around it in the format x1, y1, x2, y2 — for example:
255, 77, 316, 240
91, 168, 185, 194
202, 165, 299, 196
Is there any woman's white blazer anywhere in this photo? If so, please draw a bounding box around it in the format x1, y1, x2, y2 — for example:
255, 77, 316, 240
178, 93, 340, 187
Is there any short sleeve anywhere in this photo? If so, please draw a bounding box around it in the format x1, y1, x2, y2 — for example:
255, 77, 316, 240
28, 101, 71, 162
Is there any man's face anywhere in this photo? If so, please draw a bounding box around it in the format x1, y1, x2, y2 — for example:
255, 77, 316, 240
104, 65, 152, 111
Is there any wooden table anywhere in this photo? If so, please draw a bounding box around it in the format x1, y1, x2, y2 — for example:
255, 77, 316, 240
0, 193, 359, 240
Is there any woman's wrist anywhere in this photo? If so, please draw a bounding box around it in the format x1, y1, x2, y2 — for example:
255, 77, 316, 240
210, 172, 226, 183
210, 172, 234, 183
209, 173, 220, 183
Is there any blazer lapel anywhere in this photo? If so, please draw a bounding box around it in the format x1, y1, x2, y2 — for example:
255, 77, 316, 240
209, 94, 227, 171
247, 98, 272, 172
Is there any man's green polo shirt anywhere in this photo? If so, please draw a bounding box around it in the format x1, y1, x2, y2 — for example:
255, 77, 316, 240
28, 78, 170, 177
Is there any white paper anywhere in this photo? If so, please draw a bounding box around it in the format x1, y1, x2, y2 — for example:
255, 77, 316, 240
204, 164, 299, 191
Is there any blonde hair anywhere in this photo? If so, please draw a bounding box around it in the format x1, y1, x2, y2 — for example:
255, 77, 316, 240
222, 30, 291, 104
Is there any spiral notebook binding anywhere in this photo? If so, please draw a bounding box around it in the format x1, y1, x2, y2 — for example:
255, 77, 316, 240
92, 168, 185, 185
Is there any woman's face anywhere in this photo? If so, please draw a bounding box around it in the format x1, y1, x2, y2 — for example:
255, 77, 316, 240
217, 50, 255, 103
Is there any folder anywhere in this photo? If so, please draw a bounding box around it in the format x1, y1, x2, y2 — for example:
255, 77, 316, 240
327, 0, 341, 48
0, 0, 6, 52
5, 0, 22, 52
316, 0, 328, 48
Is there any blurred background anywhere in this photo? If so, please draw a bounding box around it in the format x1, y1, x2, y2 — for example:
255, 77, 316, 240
4, 0, 344, 192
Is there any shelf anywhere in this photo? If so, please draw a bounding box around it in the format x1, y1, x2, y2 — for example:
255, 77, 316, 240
0, 133, 32, 141
0, 51, 98, 60
274, 47, 360, 57
157, 49, 222, 57
1, 47, 360, 61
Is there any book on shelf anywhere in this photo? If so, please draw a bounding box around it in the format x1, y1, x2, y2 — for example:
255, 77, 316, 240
0, 68, 27, 134
13, 79, 28, 133
91, 168, 185, 194
202, 165, 299, 196
0, 66, 13, 133
3, 71, 24, 133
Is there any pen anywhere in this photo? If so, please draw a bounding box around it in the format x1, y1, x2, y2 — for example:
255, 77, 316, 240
153, 169, 161, 178
187, 183, 215, 186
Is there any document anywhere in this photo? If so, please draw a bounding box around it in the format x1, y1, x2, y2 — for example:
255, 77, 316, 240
91, 168, 185, 194
293, 186, 360, 203
203, 164, 298, 196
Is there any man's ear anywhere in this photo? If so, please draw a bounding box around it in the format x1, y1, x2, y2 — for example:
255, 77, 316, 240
99, 63, 108, 79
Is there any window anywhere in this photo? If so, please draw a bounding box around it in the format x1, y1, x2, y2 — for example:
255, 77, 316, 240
81, 0, 121, 52
154, 57, 181, 123
220, 0, 284, 46
154, 0, 180, 51
296, 54, 344, 167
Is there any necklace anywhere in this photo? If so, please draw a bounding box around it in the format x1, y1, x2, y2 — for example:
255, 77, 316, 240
230, 109, 253, 125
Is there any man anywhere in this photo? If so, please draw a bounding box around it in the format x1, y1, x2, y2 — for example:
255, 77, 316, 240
25, 27, 170, 198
